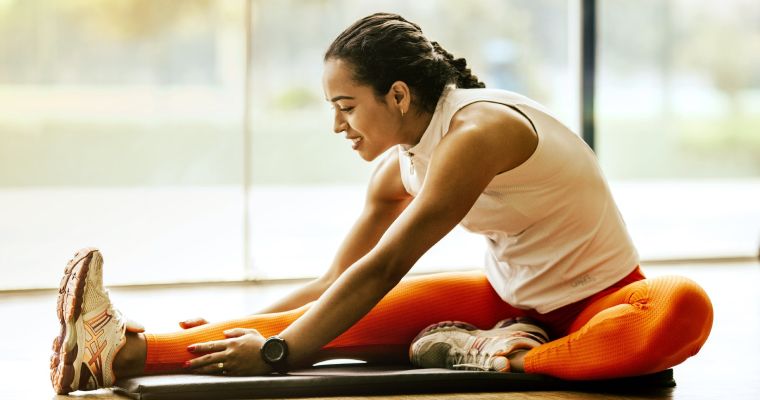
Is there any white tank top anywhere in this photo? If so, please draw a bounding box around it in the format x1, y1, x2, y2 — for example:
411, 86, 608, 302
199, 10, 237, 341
397, 86, 639, 313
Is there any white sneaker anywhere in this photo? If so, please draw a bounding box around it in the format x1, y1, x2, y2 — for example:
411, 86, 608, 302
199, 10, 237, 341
50, 248, 127, 394
409, 318, 549, 372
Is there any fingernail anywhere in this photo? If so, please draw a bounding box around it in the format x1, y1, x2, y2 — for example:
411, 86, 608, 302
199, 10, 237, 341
223, 330, 229, 335
183, 361, 191, 368
187, 345, 196, 352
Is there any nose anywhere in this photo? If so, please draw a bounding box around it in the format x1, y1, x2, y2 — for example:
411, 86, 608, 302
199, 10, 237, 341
333, 109, 348, 134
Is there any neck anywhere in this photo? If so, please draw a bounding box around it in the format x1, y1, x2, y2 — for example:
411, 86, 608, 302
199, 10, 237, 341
400, 109, 434, 147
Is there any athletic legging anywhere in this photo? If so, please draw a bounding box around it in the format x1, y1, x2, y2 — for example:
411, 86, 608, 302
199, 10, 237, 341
143, 266, 713, 380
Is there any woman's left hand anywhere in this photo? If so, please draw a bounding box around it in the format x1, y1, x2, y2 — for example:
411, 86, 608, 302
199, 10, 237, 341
185, 328, 273, 376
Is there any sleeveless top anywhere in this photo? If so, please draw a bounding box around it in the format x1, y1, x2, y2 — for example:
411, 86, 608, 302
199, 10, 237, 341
397, 86, 639, 313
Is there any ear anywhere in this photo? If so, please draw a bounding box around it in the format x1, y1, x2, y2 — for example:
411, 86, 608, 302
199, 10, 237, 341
386, 81, 411, 115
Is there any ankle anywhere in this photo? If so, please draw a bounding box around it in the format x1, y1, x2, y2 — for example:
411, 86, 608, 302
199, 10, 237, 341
114, 332, 147, 378
507, 349, 528, 372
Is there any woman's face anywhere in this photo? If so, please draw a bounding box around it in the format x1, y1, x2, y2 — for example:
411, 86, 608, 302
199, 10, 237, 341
322, 58, 403, 161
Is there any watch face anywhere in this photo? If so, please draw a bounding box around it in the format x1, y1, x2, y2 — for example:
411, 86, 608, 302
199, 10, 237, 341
263, 340, 285, 362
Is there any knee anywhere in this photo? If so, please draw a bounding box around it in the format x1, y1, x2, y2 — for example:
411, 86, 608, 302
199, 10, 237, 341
649, 276, 713, 356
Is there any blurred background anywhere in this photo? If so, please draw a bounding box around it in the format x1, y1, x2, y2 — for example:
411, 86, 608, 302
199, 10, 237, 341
0, 0, 758, 289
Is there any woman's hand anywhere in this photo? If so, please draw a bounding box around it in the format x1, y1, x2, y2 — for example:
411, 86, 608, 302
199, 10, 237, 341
179, 317, 209, 329
125, 318, 145, 333
185, 328, 273, 376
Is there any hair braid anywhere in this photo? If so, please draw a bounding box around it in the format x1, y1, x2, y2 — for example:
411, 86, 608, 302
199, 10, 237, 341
430, 41, 486, 89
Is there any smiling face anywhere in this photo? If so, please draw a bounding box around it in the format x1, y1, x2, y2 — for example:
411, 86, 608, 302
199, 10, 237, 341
322, 58, 406, 161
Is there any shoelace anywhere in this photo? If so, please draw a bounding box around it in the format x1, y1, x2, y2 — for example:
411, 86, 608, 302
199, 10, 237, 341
449, 350, 503, 371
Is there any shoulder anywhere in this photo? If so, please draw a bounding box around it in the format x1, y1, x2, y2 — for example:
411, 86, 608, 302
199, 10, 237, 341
449, 101, 535, 140
437, 101, 538, 175
367, 149, 411, 204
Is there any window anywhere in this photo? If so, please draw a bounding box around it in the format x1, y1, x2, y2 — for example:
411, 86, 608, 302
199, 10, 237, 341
598, 0, 760, 260
9, 1, 750, 290
0, 0, 246, 288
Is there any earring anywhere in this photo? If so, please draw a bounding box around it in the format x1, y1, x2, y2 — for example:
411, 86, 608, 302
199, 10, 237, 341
400, 109, 406, 117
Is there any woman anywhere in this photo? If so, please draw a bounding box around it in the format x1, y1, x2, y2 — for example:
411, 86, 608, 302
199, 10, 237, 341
50, 13, 712, 394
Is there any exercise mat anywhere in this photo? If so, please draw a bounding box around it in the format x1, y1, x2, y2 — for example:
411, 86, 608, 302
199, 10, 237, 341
114, 365, 675, 399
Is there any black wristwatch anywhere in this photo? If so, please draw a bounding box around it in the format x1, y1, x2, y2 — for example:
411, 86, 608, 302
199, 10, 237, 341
260, 336, 289, 373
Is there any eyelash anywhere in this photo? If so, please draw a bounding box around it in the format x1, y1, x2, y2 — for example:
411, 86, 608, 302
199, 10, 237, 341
339, 107, 354, 113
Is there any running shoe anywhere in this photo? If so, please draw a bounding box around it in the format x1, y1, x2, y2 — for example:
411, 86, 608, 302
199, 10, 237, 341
409, 317, 549, 372
50, 248, 127, 394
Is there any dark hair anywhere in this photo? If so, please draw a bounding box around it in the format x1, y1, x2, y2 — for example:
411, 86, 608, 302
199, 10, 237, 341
324, 13, 485, 113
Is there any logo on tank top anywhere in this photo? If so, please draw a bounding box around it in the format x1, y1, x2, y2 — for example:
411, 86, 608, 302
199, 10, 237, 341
571, 274, 595, 288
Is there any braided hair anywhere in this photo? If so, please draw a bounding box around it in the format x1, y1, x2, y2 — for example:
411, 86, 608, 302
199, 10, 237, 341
325, 13, 485, 113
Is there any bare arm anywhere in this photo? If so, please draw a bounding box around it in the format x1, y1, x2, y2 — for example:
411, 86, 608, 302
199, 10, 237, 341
257, 151, 412, 314
280, 103, 538, 368
183, 104, 538, 374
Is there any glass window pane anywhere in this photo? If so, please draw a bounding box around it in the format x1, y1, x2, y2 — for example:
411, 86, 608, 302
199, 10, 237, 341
598, 0, 760, 259
0, 0, 246, 289
247, 0, 577, 278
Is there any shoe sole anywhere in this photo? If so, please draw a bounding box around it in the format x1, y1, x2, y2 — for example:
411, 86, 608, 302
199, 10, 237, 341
50, 248, 99, 395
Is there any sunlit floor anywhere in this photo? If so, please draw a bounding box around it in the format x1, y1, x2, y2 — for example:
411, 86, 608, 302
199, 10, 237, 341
1, 260, 757, 400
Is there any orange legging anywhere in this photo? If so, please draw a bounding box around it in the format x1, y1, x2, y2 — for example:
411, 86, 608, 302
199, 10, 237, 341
143, 267, 713, 380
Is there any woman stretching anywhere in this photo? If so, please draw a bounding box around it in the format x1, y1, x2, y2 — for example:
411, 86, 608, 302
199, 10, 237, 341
50, 13, 712, 394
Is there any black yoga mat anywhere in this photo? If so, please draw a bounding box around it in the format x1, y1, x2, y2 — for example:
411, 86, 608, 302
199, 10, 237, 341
114, 365, 675, 400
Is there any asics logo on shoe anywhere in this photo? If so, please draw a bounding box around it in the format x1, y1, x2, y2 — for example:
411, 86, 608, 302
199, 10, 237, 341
83, 308, 114, 387
87, 308, 114, 335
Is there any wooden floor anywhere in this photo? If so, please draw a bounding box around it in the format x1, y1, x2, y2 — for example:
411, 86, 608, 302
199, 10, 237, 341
1, 260, 757, 399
